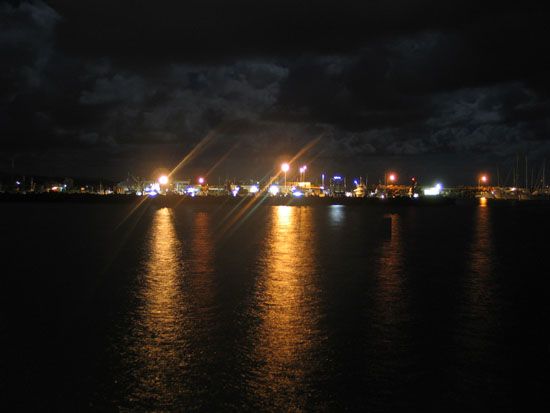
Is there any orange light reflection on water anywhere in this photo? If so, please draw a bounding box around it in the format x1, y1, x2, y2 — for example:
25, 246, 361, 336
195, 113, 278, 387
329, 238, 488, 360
375, 214, 406, 329
250, 206, 321, 408
455, 194, 497, 395
127, 207, 187, 408
188, 211, 217, 322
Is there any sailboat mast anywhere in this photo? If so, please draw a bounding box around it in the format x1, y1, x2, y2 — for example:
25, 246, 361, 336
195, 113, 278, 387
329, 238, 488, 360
525, 156, 528, 189
543, 159, 546, 190
515, 154, 519, 187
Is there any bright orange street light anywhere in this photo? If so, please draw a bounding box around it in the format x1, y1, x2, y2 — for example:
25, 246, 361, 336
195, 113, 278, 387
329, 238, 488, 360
158, 175, 169, 185
386, 173, 397, 185
479, 175, 488, 186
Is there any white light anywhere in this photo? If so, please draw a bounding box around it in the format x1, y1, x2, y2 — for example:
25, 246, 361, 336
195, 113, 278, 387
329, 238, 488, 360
413, 193, 419, 198
423, 185, 441, 196
292, 190, 303, 197
158, 175, 169, 185
269, 185, 279, 195
281, 163, 289, 172
148, 183, 160, 192
249, 185, 259, 193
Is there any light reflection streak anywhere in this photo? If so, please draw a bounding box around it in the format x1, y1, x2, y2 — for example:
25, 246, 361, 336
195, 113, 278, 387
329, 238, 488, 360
250, 206, 321, 409
126, 208, 188, 408
368, 213, 410, 401
188, 212, 216, 321
458, 201, 497, 383
328, 205, 345, 226
449, 201, 500, 405
468, 204, 494, 295
375, 213, 406, 328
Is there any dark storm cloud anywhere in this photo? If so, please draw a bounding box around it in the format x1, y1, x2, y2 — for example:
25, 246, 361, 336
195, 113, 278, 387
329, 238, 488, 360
1, 0, 550, 180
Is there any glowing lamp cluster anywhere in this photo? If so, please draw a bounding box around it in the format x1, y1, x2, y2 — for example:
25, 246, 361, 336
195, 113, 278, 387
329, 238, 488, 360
269, 185, 280, 195
424, 183, 443, 196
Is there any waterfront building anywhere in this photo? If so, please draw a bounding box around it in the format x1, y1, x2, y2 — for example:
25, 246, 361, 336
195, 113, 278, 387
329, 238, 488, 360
329, 176, 346, 197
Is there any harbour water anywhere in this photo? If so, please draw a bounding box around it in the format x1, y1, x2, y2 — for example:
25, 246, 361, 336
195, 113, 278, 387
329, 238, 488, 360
1, 202, 549, 410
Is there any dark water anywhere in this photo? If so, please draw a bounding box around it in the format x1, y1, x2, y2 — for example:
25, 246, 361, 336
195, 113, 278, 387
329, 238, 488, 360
1, 201, 549, 411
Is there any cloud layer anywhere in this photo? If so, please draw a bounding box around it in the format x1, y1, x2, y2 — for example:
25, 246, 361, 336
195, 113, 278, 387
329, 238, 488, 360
1, 0, 549, 182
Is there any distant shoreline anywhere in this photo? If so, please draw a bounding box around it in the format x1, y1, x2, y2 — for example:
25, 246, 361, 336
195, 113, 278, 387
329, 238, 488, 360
0, 192, 456, 205
2, 193, 550, 207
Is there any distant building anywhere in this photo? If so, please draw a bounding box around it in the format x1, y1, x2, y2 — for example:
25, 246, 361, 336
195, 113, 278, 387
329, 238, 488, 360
172, 180, 191, 194
329, 176, 346, 197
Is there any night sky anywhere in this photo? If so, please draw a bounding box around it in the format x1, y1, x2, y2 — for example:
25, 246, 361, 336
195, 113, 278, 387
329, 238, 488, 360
2, 1, 549, 184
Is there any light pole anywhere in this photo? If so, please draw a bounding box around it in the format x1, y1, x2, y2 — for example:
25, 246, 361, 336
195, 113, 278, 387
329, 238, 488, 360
281, 163, 289, 194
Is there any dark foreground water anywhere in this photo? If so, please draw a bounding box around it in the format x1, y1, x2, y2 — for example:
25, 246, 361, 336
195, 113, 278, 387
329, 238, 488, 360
1, 201, 549, 411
